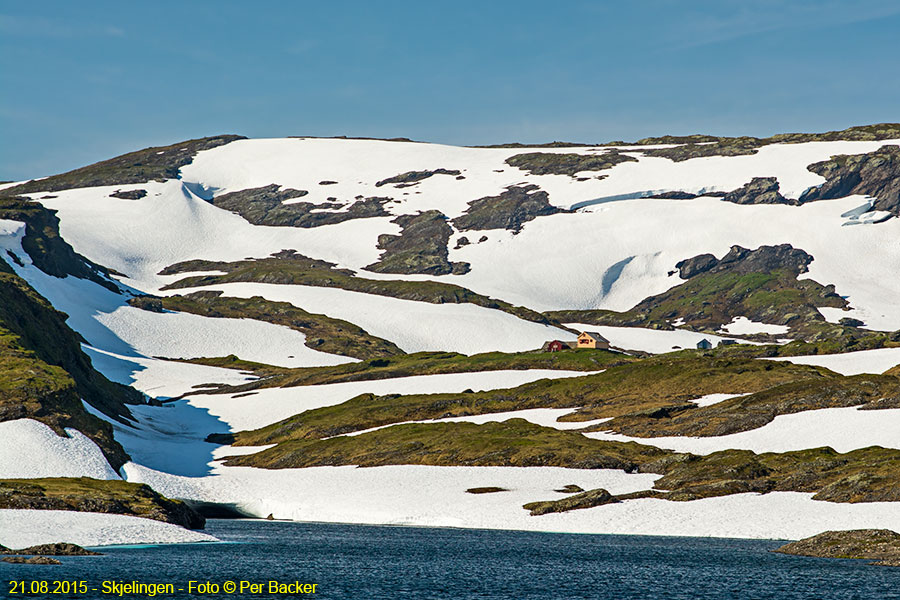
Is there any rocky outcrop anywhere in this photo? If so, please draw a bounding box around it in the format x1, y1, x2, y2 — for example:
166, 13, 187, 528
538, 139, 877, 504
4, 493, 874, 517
453, 185, 563, 233
5, 135, 244, 194
2, 543, 100, 556
0, 196, 120, 292
773, 529, 900, 566
722, 177, 794, 205
523, 488, 618, 516
799, 145, 900, 215
0, 478, 205, 529
505, 151, 636, 176
209, 184, 390, 228
676, 244, 814, 280
2, 556, 61, 564
109, 189, 147, 200
366, 210, 470, 275
375, 168, 461, 187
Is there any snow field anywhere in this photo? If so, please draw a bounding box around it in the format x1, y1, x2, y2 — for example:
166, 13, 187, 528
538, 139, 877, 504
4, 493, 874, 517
769, 347, 900, 375
0, 510, 217, 548
0, 419, 119, 480
583, 405, 900, 454
170, 282, 572, 355
721, 317, 789, 335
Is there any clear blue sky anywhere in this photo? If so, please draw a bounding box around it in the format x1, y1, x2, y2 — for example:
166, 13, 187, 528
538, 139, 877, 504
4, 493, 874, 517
2, 0, 899, 180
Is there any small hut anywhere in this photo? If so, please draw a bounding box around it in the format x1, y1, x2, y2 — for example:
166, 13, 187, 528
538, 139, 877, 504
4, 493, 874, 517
696, 338, 713, 350
542, 340, 568, 352
577, 331, 610, 350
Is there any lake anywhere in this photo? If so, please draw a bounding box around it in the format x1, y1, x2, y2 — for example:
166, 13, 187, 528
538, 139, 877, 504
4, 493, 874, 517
3, 520, 898, 599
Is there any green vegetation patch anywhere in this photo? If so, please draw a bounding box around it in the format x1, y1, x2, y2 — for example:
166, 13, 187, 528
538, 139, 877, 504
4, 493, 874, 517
129, 291, 402, 361
0, 477, 204, 529
5, 135, 244, 194
159, 250, 551, 325
229, 356, 825, 445
224, 419, 672, 470
547, 245, 850, 342
179, 348, 628, 393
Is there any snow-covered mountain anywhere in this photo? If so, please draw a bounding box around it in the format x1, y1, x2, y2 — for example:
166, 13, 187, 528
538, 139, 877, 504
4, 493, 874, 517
3, 125, 900, 546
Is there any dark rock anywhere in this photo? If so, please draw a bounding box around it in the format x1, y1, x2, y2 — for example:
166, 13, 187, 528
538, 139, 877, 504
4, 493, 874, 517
375, 168, 461, 187
6, 543, 100, 556
209, 184, 391, 228
773, 529, 900, 565
505, 151, 637, 176
129, 295, 164, 313
554, 484, 584, 493
800, 145, 900, 215
2, 556, 61, 565
465, 487, 508, 494
454, 236, 470, 249
206, 432, 236, 445
109, 189, 147, 200
4, 135, 244, 194
453, 185, 565, 233
839, 317, 865, 327
723, 177, 794, 205
648, 191, 699, 199
318, 180, 338, 185
365, 210, 469, 276
478, 236, 488, 243
675, 253, 718, 278
523, 488, 618, 516
677, 244, 814, 280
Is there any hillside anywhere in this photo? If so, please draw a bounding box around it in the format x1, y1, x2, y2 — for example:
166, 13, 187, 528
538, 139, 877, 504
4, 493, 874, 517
4, 124, 900, 546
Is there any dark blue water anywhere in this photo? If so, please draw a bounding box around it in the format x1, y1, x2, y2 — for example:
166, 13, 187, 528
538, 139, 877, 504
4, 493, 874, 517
3, 520, 898, 599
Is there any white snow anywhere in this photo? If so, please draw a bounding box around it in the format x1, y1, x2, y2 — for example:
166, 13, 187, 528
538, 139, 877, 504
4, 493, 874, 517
93, 305, 354, 368
721, 316, 789, 336
171, 282, 571, 355
0, 510, 216, 548
122, 461, 900, 539
0, 419, 119, 480
769, 348, 900, 375
343, 408, 611, 437
691, 393, 743, 407
583, 405, 900, 454
564, 323, 741, 353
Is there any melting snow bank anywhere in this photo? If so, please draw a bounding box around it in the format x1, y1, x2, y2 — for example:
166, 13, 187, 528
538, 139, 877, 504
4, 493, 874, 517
0, 510, 217, 548
121, 462, 900, 539
721, 317, 789, 336
583, 406, 900, 454
0, 419, 120, 480
768, 347, 900, 375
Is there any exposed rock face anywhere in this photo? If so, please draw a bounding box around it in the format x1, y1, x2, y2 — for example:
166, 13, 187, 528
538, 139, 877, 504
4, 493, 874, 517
505, 151, 637, 176
2, 556, 61, 564
5, 135, 245, 194
722, 177, 793, 205
0, 478, 205, 530
109, 189, 147, 200
523, 488, 618, 516
453, 185, 563, 233
676, 244, 814, 280
0, 196, 120, 292
366, 210, 470, 275
773, 529, 900, 566
375, 168, 461, 187
800, 144, 900, 215
208, 184, 390, 228
2, 543, 100, 556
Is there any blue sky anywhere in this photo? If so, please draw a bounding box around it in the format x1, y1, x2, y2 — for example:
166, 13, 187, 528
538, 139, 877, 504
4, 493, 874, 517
2, 0, 899, 180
